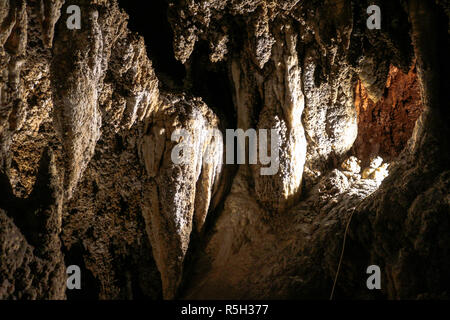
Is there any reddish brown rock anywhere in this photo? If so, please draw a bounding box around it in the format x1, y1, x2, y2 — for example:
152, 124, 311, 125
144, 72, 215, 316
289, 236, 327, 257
353, 64, 424, 164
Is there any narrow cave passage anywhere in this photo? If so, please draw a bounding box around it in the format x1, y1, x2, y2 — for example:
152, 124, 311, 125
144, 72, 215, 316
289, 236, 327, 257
352, 63, 424, 167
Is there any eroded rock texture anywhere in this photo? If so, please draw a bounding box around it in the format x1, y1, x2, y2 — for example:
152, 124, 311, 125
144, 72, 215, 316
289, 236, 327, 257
140, 94, 224, 299
1, 0, 449, 300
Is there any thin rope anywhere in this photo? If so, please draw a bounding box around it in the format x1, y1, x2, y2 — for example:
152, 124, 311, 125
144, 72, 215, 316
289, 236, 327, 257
329, 205, 358, 300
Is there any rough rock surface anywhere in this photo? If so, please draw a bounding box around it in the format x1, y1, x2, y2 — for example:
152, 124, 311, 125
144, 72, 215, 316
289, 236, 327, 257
1, 0, 449, 300
353, 64, 424, 164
